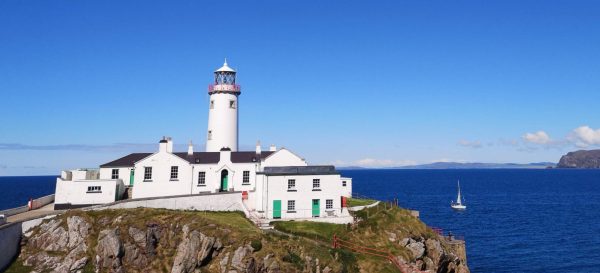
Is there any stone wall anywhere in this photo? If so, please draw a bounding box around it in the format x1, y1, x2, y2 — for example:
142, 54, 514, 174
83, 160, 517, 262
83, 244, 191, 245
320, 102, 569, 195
88, 191, 244, 212
0, 222, 22, 271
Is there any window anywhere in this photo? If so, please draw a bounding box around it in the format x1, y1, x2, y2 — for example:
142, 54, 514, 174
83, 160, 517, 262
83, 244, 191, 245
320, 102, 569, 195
198, 172, 206, 186
312, 179, 320, 190
210, 100, 214, 109
208, 130, 212, 140
342, 180, 347, 187
287, 200, 296, 212
87, 186, 101, 193
243, 171, 250, 184
287, 179, 296, 191
170, 166, 178, 180
326, 199, 333, 209
144, 167, 152, 181
229, 100, 236, 109
111, 169, 119, 179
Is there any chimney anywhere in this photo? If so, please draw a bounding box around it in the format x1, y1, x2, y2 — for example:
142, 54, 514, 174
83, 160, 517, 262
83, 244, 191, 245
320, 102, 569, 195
159, 137, 168, 153
187, 141, 194, 155
269, 144, 276, 152
166, 137, 173, 153
256, 140, 261, 155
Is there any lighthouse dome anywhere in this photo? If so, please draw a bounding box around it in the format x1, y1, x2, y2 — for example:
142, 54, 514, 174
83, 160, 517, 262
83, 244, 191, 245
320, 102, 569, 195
215, 59, 236, 73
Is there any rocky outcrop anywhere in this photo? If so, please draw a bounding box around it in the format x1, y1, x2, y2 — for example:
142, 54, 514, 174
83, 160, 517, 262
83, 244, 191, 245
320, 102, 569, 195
557, 149, 600, 168
398, 235, 469, 273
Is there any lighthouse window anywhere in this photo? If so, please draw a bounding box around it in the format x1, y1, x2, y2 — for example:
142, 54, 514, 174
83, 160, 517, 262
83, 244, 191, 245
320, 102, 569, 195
210, 100, 214, 109
111, 169, 119, 179
144, 167, 152, 181
242, 171, 250, 184
229, 100, 236, 109
170, 166, 178, 180
208, 130, 212, 140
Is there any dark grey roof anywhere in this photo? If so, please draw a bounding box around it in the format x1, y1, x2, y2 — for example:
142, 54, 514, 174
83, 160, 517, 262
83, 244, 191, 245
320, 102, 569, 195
100, 150, 275, 167
174, 152, 220, 164
258, 165, 339, 176
231, 151, 274, 163
100, 153, 152, 167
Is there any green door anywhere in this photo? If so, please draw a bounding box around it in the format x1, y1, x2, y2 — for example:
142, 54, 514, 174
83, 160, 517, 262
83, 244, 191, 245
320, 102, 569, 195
312, 199, 320, 217
273, 200, 282, 219
129, 169, 134, 186
220, 170, 229, 192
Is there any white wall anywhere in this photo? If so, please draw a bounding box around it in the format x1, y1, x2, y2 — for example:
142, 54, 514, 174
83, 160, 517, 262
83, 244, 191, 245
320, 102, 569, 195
206, 92, 239, 152
341, 177, 352, 197
263, 149, 307, 167
55, 178, 122, 205
90, 192, 243, 212
132, 151, 194, 199
100, 167, 134, 187
259, 174, 350, 220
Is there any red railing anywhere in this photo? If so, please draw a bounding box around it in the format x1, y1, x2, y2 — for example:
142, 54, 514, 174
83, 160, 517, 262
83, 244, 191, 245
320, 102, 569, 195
208, 84, 241, 92
332, 234, 427, 273
429, 226, 465, 241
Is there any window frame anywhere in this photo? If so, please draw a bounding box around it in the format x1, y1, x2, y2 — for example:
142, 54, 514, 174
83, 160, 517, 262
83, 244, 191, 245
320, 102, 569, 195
198, 171, 206, 186
326, 199, 333, 210
111, 169, 119, 179
242, 171, 250, 184
144, 167, 152, 181
342, 180, 347, 187
229, 100, 236, 109
287, 179, 296, 192
87, 186, 102, 193
287, 200, 296, 213
170, 166, 179, 181
312, 179, 321, 191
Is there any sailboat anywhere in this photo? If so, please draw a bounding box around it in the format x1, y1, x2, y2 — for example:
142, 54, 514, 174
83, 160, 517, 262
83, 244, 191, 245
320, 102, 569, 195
451, 180, 466, 210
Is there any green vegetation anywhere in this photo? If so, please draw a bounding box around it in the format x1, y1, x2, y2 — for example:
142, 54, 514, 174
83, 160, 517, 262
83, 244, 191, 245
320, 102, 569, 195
272, 220, 350, 241
347, 197, 377, 207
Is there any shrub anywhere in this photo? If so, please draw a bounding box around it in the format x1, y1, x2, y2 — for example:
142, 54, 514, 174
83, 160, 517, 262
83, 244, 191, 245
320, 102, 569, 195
250, 239, 262, 252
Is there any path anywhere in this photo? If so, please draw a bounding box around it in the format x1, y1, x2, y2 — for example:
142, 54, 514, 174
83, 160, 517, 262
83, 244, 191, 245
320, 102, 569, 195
6, 203, 62, 223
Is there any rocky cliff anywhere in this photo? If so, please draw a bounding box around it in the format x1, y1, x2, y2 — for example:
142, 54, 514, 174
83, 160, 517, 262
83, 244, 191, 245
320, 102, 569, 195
7, 206, 469, 273
557, 150, 600, 168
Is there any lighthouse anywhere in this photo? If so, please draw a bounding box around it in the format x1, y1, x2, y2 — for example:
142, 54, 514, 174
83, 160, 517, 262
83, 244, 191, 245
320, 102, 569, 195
206, 60, 241, 152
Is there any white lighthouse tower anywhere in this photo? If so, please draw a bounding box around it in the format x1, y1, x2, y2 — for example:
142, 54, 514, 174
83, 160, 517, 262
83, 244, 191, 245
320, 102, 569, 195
206, 59, 241, 152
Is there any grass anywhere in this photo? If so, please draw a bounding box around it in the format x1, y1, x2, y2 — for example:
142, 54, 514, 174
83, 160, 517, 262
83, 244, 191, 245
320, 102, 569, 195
272, 220, 350, 242
3, 260, 33, 273
347, 198, 377, 207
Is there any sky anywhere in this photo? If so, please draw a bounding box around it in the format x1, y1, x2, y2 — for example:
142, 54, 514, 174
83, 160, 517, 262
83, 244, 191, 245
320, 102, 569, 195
1, 1, 600, 175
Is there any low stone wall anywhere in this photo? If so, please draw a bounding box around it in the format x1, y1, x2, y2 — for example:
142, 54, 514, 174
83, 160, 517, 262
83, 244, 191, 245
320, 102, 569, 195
87, 191, 244, 212
0, 222, 22, 272
0, 194, 55, 217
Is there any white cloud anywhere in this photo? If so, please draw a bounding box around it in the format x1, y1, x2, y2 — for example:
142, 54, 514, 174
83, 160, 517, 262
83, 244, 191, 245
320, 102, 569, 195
569, 125, 600, 147
522, 131, 551, 145
458, 140, 482, 149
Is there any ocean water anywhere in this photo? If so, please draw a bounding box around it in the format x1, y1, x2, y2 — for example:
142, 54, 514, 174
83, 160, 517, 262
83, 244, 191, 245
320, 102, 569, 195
2, 171, 600, 272
340, 169, 600, 273
0, 176, 57, 210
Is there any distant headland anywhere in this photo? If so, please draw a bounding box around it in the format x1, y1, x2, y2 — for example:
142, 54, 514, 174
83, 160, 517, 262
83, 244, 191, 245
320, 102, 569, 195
557, 149, 600, 169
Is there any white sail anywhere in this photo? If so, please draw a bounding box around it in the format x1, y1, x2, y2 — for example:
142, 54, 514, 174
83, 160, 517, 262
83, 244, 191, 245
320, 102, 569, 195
456, 181, 462, 205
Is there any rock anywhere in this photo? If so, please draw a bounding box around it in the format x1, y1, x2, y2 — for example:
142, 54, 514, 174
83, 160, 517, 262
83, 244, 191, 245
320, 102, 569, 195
422, 256, 434, 271
128, 227, 146, 248
425, 238, 444, 265
123, 242, 147, 268
231, 245, 253, 271
322, 266, 332, 273
146, 223, 161, 257
29, 219, 69, 251
406, 241, 425, 259
219, 252, 230, 273
171, 226, 223, 273
69, 256, 89, 272
557, 149, 600, 168
386, 231, 397, 242
67, 216, 90, 249
95, 229, 124, 271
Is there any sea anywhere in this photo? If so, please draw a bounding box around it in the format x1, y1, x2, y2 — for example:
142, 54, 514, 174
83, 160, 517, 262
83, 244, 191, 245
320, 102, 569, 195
1, 170, 600, 273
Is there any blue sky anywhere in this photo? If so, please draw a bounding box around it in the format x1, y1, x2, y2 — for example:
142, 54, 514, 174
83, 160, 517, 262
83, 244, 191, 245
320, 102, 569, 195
1, 1, 600, 175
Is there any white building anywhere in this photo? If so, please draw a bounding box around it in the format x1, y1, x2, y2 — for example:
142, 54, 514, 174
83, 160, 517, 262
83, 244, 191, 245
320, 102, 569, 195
55, 60, 352, 223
